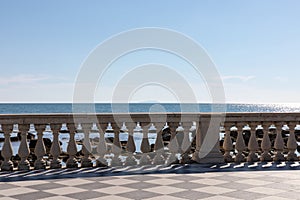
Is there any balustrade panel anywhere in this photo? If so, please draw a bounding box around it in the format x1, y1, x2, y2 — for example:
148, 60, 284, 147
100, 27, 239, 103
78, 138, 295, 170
0, 113, 300, 172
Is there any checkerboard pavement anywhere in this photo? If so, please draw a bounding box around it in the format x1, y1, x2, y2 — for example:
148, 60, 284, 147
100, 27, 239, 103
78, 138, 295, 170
1, 163, 300, 200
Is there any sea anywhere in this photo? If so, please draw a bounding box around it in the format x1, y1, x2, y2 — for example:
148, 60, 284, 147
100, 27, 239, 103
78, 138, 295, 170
0, 103, 300, 114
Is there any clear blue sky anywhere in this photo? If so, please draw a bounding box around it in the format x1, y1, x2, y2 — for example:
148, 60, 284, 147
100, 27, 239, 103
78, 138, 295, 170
1, 0, 300, 103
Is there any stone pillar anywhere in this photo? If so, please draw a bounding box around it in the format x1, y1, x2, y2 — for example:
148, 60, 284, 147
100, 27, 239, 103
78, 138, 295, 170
18, 124, 30, 170
223, 123, 233, 163
34, 125, 46, 170
50, 124, 62, 169
287, 122, 298, 161
192, 117, 224, 164
260, 123, 272, 162
66, 124, 78, 168
1, 124, 14, 171
247, 123, 259, 163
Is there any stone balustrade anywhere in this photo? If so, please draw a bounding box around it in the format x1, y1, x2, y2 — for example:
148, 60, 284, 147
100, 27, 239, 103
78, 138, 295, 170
0, 113, 300, 171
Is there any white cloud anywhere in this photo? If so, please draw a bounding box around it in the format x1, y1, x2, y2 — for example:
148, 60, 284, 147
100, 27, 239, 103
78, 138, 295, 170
222, 75, 255, 82
0, 74, 51, 85
0, 74, 72, 85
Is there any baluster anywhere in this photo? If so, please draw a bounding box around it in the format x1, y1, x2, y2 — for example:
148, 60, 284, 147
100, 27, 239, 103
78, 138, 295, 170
223, 124, 233, 163
18, 124, 30, 170
1, 124, 13, 171
247, 123, 259, 163
50, 124, 62, 169
180, 123, 192, 164
139, 123, 152, 166
66, 124, 78, 168
287, 123, 298, 161
152, 122, 165, 165
260, 123, 272, 162
124, 122, 137, 166
34, 125, 46, 169
166, 122, 179, 165
273, 123, 285, 162
96, 123, 108, 167
111, 123, 122, 166
235, 123, 246, 163
80, 124, 93, 167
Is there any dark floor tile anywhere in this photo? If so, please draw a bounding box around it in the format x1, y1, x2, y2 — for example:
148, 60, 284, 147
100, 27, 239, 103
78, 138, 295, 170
168, 175, 202, 182
221, 182, 252, 190
127, 175, 159, 182
119, 190, 161, 200
76, 182, 113, 190
125, 182, 160, 190
11, 191, 53, 200
27, 183, 64, 191
169, 182, 207, 190
170, 190, 213, 200
0, 183, 20, 190
66, 191, 109, 199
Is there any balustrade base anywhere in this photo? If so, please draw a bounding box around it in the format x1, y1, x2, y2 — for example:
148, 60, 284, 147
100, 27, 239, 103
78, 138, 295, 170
179, 153, 190, 164
50, 160, 62, 169
166, 153, 179, 166
223, 153, 234, 163
81, 158, 93, 168
234, 153, 245, 163
152, 153, 165, 165
139, 154, 152, 166
96, 157, 108, 167
111, 155, 123, 166
287, 153, 298, 162
247, 152, 259, 163
124, 154, 137, 166
260, 152, 272, 162
1, 161, 14, 171
18, 160, 30, 171
273, 152, 285, 162
34, 160, 46, 170
192, 150, 224, 164
66, 158, 78, 168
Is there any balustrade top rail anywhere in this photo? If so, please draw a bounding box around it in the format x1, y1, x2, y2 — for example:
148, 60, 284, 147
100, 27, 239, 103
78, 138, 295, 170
0, 112, 300, 125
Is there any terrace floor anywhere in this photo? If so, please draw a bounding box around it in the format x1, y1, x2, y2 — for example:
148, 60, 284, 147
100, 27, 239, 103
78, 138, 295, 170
1, 163, 300, 200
